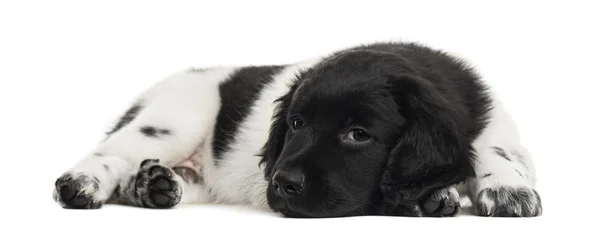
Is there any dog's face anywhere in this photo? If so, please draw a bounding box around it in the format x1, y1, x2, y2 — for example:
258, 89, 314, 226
264, 60, 405, 217
261, 49, 476, 218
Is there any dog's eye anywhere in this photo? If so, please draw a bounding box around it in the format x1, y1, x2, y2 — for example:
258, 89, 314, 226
291, 117, 304, 130
345, 129, 371, 142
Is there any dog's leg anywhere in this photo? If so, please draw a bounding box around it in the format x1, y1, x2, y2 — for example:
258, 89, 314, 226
53, 70, 231, 209
469, 146, 542, 217
468, 101, 542, 217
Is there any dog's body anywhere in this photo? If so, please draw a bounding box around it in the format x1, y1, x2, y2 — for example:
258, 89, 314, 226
53, 42, 542, 217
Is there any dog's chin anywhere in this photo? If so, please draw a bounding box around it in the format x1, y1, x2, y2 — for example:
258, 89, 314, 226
268, 195, 358, 218
275, 205, 353, 218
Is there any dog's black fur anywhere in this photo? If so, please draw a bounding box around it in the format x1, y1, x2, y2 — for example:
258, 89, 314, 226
213, 65, 285, 163
259, 42, 493, 217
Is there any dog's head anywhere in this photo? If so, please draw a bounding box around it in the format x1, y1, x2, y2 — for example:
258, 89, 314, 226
260, 48, 478, 218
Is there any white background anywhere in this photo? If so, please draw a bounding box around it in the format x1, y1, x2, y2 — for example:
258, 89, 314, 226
1, 0, 598, 231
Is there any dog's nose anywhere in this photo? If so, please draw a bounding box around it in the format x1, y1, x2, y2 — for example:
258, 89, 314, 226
272, 169, 305, 197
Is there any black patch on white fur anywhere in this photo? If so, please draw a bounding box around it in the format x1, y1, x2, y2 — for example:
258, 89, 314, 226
514, 169, 524, 178
212, 65, 284, 164
512, 150, 530, 171
482, 173, 492, 178
140, 126, 171, 137
103, 164, 110, 172
188, 67, 208, 72
492, 147, 511, 161
106, 104, 143, 136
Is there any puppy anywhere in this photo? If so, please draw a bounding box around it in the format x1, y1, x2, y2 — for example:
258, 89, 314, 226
53, 41, 542, 217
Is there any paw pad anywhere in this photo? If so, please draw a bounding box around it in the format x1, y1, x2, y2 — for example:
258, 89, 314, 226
135, 159, 182, 209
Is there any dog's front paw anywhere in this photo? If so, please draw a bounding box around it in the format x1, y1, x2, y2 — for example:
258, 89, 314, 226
54, 173, 103, 209
475, 186, 542, 217
135, 159, 182, 209
419, 186, 460, 217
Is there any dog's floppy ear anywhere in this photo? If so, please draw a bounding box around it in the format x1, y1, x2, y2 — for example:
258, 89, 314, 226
380, 73, 477, 205
258, 80, 301, 179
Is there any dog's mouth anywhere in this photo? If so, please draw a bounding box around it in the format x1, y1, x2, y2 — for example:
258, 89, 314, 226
268, 189, 351, 218
273, 202, 332, 218
267, 193, 309, 217
274, 205, 313, 218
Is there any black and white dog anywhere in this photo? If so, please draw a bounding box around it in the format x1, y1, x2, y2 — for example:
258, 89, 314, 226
53, 42, 542, 217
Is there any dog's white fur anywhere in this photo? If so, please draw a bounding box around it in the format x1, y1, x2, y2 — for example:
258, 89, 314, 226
53, 50, 540, 216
